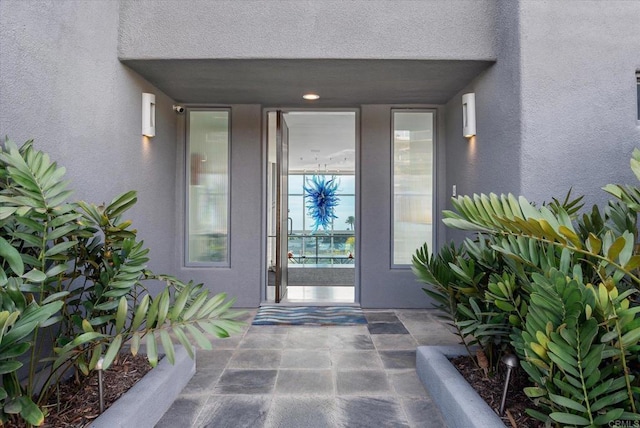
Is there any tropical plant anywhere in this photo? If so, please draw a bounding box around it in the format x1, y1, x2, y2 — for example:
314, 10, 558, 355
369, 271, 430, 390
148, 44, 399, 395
0, 138, 244, 426
345, 216, 355, 231
413, 151, 640, 425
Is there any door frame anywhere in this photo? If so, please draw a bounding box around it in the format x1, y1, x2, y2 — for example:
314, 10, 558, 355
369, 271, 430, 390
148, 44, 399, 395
261, 107, 361, 304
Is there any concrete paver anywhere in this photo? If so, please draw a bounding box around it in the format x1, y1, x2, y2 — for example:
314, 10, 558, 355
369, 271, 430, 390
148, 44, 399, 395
156, 309, 455, 428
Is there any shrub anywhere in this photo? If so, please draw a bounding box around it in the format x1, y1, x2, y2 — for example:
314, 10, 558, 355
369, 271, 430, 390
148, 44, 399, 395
413, 152, 640, 425
0, 139, 243, 425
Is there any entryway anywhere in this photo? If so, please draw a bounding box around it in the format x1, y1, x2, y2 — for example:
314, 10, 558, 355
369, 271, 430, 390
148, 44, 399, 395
265, 110, 358, 304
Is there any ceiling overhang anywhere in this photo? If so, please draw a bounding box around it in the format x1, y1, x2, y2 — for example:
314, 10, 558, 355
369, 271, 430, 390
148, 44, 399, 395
121, 59, 494, 106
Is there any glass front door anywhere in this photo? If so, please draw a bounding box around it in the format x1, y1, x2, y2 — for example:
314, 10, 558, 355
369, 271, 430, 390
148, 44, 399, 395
266, 110, 357, 303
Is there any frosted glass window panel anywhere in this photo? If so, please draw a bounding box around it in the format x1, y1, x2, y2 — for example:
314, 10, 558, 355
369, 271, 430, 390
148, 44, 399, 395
392, 111, 434, 265
187, 110, 230, 265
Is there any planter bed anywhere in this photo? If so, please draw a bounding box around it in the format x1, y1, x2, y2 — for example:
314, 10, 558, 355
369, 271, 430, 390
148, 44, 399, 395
90, 345, 195, 428
416, 345, 506, 428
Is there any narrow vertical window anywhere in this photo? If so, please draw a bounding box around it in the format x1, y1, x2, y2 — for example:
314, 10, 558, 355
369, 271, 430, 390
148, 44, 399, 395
392, 110, 434, 265
637, 72, 640, 121
186, 110, 230, 265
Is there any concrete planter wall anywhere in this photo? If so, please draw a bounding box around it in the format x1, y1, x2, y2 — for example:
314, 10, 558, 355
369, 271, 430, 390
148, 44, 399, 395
416, 345, 506, 428
90, 346, 195, 428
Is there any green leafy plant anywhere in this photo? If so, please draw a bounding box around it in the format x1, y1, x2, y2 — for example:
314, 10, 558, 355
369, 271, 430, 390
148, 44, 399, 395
413, 153, 640, 425
0, 139, 244, 426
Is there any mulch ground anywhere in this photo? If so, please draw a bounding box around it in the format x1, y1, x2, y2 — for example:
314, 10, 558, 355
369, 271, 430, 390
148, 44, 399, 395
451, 355, 544, 428
7, 354, 152, 428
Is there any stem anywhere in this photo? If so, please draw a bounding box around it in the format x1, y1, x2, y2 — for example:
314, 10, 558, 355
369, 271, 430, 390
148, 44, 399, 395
610, 301, 637, 413
576, 328, 595, 425
492, 230, 640, 285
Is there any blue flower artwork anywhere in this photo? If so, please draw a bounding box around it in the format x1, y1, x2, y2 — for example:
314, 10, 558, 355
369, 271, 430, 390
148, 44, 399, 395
304, 175, 340, 232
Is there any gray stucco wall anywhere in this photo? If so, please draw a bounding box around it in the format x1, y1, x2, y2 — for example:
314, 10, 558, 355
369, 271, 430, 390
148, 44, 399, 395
360, 105, 437, 308
518, 1, 640, 207
444, 0, 523, 244
175, 105, 263, 307
118, 0, 497, 61
0, 0, 178, 280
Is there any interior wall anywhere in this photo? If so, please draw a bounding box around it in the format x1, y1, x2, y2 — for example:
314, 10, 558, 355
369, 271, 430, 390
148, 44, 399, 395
176, 105, 263, 307
518, 1, 640, 207
0, 0, 178, 281
443, 0, 523, 244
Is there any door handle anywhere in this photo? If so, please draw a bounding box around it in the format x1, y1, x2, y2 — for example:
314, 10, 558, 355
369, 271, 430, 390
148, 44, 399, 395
288, 217, 293, 235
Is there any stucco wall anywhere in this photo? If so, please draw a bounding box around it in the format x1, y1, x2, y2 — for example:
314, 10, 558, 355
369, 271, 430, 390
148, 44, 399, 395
444, 0, 523, 244
175, 105, 264, 307
118, 0, 497, 61
518, 1, 640, 207
0, 0, 178, 279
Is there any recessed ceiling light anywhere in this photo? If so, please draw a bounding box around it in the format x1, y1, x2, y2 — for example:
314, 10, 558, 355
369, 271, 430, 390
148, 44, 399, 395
303, 93, 320, 100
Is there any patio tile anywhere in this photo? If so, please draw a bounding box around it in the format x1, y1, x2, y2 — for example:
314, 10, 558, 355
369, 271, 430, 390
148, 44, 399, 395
413, 331, 460, 346
280, 349, 331, 369
227, 349, 282, 369
209, 336, 243, 349
198, 395, 270, 428
239, 333, 287, 349
333, 350, 383, 370
180, 369, 223, 396
284, 333, 330, 349
155, 396, 207, 427
214, 369, 278, 394
329, 334, 375, 350
337, 396, 410, 428
401, 397, 447, 428
367, 322, 410, 335
195, 349, 234, 369
275, 369, 333, 395
388, 370, 428, 396
248, 325, 291, 334
371, 334, 417, 350
336, 370, 392, 395
364, 311, 400, 323
395, 309, 437, 323
265, 397, 339, 428
379, 350, 416, 369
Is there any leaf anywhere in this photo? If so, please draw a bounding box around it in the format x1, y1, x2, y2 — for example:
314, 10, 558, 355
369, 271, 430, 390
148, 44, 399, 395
115, 296, 128, 332
146, 332, 158, 367
607, 236, 626, 261
172, 326, 194, 359
0, 360, 23, 375
159, 330, 175, 365
186, 324, 212, 350
620, 327, 640, 347
593, 408, 625, 426
18, 396, 44, 426
21, 269, 47, 283
549, 393, 587, 412
524, 387, 546, 398
130, 294, 150, 331
549, 412, 590, 425
102, 334, 123, 370
0, 236, 24, 276
44, 240, 77, 257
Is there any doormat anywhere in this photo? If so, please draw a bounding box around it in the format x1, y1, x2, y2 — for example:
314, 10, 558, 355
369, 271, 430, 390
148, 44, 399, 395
252, 306, 367, 326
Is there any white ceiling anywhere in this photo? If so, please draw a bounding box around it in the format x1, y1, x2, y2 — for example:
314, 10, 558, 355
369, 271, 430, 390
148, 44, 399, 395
284, 112, 356, 173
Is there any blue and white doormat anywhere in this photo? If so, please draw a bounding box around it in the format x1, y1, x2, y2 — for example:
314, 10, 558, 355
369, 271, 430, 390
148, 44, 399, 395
252, 306, 367, 326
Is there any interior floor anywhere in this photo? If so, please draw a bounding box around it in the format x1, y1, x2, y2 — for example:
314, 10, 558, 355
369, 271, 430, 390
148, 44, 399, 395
267, 286, 355, 304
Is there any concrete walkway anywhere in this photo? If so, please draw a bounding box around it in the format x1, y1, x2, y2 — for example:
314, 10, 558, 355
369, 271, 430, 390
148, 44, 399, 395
156, 309, 458, 428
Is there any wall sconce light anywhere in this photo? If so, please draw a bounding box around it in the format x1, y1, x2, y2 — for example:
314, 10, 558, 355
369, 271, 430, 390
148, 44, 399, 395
142, 93, 156, 137
462, 93, 476, 138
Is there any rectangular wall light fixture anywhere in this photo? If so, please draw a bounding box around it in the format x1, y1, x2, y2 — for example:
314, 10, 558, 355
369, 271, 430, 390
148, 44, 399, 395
142, 93, 156, 137
462, 93, 476, 138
